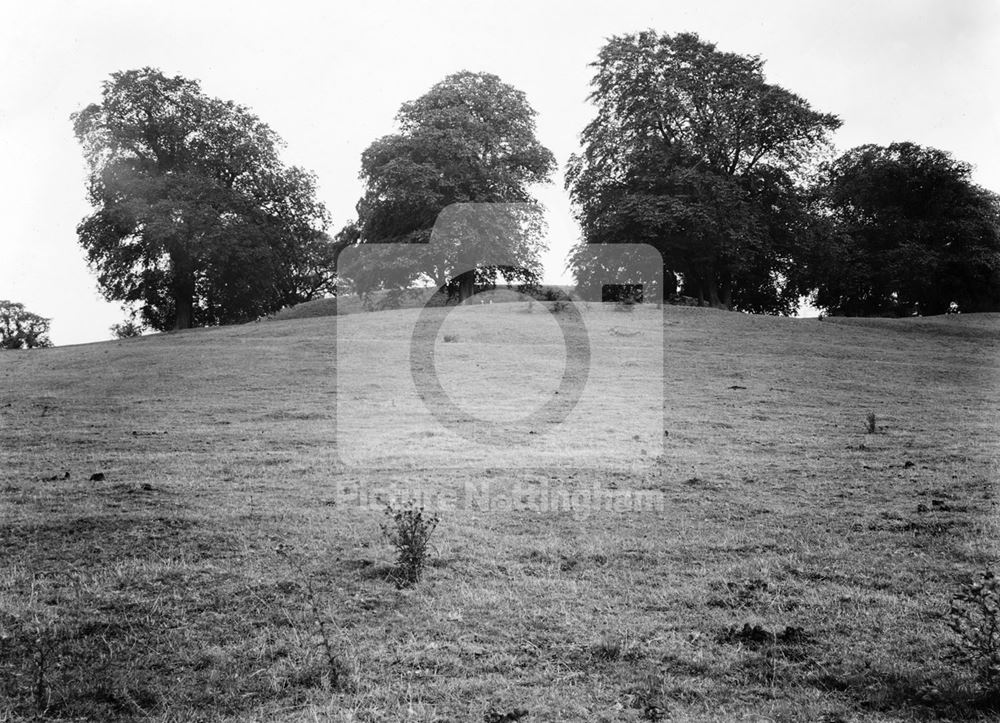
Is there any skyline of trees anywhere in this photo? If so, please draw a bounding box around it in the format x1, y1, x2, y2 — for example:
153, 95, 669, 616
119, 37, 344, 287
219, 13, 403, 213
23, 44, 995, 346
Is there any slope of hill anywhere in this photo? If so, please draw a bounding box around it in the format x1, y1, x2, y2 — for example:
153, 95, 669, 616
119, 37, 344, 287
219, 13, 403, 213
1, 306, 998, 721
267, 285, 577, 321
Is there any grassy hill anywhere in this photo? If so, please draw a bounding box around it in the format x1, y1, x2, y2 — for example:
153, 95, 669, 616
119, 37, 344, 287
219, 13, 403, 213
1, 305, 998, 721
266, 285, 577, 321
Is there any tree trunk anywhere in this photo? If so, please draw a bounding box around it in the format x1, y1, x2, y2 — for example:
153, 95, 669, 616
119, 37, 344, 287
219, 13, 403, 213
455, 270, 476, 302
172, 251, 196, 330
718, 272, 733, 310
699, 268, 732, 310
706, 275, 721, 308
174, 285, 194, 330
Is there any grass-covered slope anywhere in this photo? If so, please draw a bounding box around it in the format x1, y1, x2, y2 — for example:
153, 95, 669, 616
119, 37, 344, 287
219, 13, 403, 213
1, 306, 998, 721
266, 285, 576, 321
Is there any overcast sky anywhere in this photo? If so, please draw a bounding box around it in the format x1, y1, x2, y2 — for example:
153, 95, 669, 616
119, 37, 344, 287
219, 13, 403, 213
1, 0, 998, 345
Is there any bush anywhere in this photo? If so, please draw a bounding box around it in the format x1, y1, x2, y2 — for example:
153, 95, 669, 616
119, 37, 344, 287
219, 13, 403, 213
866, 412, 877, 434
381, 502, 439, 587
0, 300, 52, 349
949, 570, 1000, 691
110, 320, 144, 339
536, 286, 570, 302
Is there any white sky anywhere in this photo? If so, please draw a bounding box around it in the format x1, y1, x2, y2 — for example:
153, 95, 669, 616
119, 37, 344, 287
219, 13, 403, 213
1, 0, 997, 345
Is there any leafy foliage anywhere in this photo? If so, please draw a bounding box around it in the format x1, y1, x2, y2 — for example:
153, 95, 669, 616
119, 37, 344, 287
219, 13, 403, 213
380, 502, 439, 587
801, 143, 1000, 316
949, 571, 1000, 691
72, 68, 331, 331
566, 32, 840, 313
349, 72, 555, 302
0, 300, 52, 349
110, 319, 144, 339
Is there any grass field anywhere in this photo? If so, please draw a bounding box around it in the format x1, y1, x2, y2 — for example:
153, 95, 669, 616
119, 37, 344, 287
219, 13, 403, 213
1, 303, 999, 721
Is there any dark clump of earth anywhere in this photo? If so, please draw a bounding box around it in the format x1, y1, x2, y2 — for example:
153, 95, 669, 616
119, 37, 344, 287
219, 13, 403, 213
716, 623, 812, 647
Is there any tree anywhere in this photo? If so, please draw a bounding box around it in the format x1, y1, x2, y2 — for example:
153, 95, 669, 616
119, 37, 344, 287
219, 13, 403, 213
566, 31, 841, 313
275, 229, 340, 308
349, 71, 556, 302
72, 68, 331, 331
0, 300, 52, 349
801, 143, 1000, 316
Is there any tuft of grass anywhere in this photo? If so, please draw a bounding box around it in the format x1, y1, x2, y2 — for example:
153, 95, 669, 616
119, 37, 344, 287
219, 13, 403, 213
866, 411, 877, 434
626, 667, 670, 721
589, 631, 641, 662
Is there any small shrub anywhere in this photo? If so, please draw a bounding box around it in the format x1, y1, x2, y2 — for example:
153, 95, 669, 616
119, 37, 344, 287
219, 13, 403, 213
0, 611, 60, 716
948, 570, 1000, 691
110, 320, 143, 339
551, 299, 570, 314
381, 502, 439, 587
376, 290, 405, 311
515, 279, 541, 298
866, 412, 877, 434
274, 545, 349, 689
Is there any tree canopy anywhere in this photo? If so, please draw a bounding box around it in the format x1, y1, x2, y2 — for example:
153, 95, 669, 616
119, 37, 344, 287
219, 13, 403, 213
0, 300, 52, 349
799, 143, 1000, 316
72, 68, 332, 331
348, 71, 556, 302
566, 31, 841, 313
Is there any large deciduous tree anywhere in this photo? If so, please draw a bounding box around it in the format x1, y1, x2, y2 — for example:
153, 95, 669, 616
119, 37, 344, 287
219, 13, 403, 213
73, 68, 331, 331
801, 143, 1000, 316
566, 31, 841, 313
0, 300, 52, 349
349, 71, 556, 302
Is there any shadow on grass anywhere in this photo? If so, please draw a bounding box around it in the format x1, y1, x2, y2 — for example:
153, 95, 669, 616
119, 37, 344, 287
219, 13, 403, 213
805, 659, 1000, 720
0, 513, 344, 720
